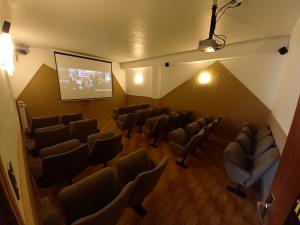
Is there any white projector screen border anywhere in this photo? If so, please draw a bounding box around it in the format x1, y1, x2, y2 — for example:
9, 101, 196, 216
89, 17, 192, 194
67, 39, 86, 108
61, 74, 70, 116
54, 51, 113, 101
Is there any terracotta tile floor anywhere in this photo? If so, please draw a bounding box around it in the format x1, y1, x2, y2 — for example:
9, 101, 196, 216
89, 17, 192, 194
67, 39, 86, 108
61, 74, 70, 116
26, 115, 260, 225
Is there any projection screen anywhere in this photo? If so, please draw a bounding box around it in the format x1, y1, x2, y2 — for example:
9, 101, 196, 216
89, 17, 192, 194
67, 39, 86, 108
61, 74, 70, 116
54, 52, 113, 100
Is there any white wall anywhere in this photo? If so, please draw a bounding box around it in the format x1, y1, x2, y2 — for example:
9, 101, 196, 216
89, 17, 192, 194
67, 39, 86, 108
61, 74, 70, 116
10, 47, 56, 98
123, 40, 287, 107
112, 62, 126, 93
0, 68, 25, 219
272, 16, 300, 135
221, 53, 286, 109
125, 67, 153, 97
9, 47, 127, 98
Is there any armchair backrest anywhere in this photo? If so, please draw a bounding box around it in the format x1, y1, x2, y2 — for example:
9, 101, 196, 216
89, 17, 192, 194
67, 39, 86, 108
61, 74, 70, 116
150, 115, 169, 138
121, 112, 140, 129
150, 107, 162, 118
247, 147, 280, 187
241, 126, 253, 139
160, 107, 170, 115
196, 118, 207, 127
255, 127, 271, 143
70, 119, 99, 142
116, 148, 154, 185
223, 142, 249, 170
235, 132, 252, 154
184, 130, 205, 155
89, 133, 123, 165
136, 108, 153, 126
164, 113, 179, 133
59, 167, 134, 225
73, 180, 134, 225
253, 135, 274, 159
35, 125, 70, 151
61, 113, 83, 126
41, 140, 88, 186
88, 131, 114, 152
184, 122, 201, 137
176, 112, 187, 128
168, 128, 188, 146
183, 111, 194, 126
130, 156, 168, 206
31, 115, 60, 132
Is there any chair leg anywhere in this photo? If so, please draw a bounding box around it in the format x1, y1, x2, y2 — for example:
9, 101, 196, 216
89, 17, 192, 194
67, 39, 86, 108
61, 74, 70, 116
150, 137, 158, 148
133, 202, 147, 217
139, 126, 143, 133
126, 129, 132, 138
227, 185, 246, 198
176, 156, 189, 168
190, 151, 198, 157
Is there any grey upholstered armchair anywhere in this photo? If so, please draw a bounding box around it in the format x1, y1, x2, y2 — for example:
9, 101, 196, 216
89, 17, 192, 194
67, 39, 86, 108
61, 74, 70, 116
29, 115, 61, 138
59, 167, 134, 225
87, 131, 123, 167
235, 132, 275, 160
31, 139, 88, 187
116, 112, 140, 138
136, 108, 153, 133
34, 125, 70, 153
61, 113, 83, 126
184, 121, 201, 138
224, 141, 280, 198
143, 114, 169, 147
70, 118, 99, 143
115, 148, 168, 216
169, 128, 206, 168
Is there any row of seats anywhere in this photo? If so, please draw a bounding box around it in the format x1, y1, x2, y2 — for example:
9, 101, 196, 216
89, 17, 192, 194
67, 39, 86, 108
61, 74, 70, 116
142, 114, 169, 147
33, 118, 99, 153
29, 113, 84, 137
169, 117, 220, 168
224, 124, 280, 198
112, 104, 150, 119
57, 149, 168, 225
31, 128, 124, 187
116, 106, 171, 138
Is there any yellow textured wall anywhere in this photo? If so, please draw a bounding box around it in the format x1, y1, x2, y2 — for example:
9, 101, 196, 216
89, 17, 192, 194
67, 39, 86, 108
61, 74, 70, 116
126, 62, 270, 129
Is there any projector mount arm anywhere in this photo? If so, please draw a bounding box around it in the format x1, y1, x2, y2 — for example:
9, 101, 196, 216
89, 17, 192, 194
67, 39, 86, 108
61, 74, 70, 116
207, 0, 242, 50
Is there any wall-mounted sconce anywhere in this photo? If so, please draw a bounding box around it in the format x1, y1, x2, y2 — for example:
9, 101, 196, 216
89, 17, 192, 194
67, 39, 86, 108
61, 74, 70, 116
134, 73, 144, 85
0, 21, 14, 76
198, 71, 211, 85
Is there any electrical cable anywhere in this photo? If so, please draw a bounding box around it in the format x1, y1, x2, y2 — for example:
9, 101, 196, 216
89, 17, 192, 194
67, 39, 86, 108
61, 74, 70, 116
216, 6, 237, 22
216, 0, 236, 15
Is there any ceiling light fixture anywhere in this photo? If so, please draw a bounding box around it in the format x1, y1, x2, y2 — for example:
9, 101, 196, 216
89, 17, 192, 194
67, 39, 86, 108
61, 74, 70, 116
134, 73, 144, 85
198, 71, 212, 84
198, 0, 242, 52
0, 21, 14, 76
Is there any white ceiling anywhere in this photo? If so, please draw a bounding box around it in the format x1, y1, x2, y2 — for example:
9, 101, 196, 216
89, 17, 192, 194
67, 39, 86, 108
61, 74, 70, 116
5, 0, 300, 62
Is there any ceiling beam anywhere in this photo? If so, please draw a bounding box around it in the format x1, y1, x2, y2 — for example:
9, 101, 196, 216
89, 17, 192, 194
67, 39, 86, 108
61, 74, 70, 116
120, 36, 289, 69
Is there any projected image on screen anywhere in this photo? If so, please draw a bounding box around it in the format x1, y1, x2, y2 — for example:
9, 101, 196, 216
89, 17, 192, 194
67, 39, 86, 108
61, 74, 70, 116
55, 52, 113, 100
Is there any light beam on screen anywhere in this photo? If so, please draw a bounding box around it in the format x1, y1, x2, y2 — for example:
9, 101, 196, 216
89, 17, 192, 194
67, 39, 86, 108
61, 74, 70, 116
134, 73, 144, 85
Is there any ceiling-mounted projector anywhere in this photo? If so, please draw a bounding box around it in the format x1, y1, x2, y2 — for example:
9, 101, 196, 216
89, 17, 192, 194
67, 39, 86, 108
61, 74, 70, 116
198, 39, 218, 52
198, 0, 242, 52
